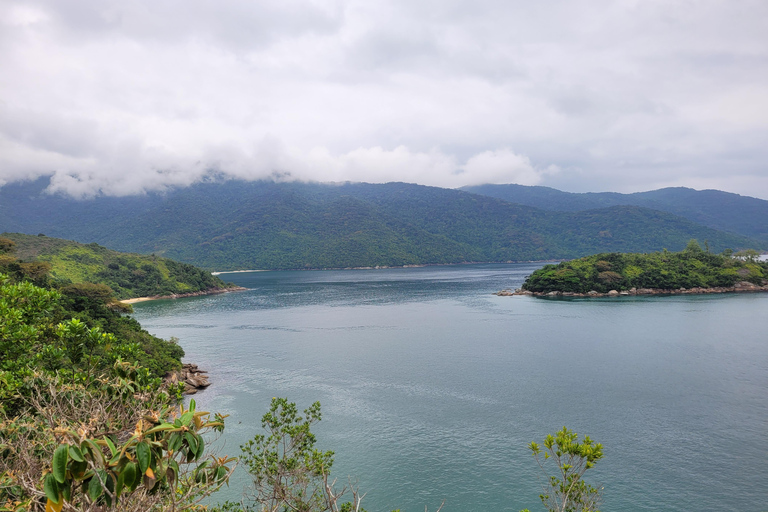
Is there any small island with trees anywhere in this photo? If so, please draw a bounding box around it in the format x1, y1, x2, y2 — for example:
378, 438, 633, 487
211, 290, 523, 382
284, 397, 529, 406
503, 240, 768, 297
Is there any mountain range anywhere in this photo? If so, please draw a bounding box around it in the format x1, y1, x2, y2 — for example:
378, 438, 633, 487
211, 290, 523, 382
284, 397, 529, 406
1, 177, 764, 270
462, 184, 768, 241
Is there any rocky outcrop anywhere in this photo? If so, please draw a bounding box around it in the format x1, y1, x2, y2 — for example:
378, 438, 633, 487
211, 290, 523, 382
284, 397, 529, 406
495, 281, 768, 298
165, 363, 211, 394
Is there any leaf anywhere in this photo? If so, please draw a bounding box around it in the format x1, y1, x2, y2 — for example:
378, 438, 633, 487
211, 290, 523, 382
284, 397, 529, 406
168, 432, 183, 453
45, 499, 63, 512
52, 444, 69, 484
68, 445, 84, 462
184, 432, 198, 459
136, 441, 151, 475
180, 411, 194, 426
194, 433, 205, 459
103, 436, 117, 457
88, 475, 103, 502
61, 482, 71, 503
121, 461, 137, 490
115, 469, 125, 499
168, 460, 180, 487
70, 460, 88, 479
143, 423, 175, 436
145, 466, 155, 479
43, 474, 60, 504
125, 462, 142, 492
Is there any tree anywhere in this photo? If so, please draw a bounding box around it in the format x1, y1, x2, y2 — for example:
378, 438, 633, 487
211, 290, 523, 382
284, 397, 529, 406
522, 427, 603, 512
236, 398, 366, 512
0, 237, 15, 254
684, 239, 703, 253
230, 399, 442, 512
0, 272, 235, 511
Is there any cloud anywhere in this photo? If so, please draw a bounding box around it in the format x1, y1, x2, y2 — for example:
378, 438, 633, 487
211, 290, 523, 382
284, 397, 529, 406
1, 0, 767, 198
39, 139, 544, 197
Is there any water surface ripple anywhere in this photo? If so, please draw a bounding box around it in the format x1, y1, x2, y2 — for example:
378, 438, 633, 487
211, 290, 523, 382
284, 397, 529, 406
132, 264, 768, 511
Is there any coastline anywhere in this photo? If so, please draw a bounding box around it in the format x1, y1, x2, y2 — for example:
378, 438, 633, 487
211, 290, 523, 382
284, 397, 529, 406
211, 269, 268, 275
210, 259, 562, 274
119, 285, 246, 305
496, 280, 768, 298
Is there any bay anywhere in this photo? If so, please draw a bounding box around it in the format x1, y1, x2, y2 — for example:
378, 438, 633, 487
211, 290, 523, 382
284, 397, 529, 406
131, 263, 768, 511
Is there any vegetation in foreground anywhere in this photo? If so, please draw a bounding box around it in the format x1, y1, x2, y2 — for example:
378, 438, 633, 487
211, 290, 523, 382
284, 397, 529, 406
1, 237, 604, 512
1, 239, 236, 511
522, 241, 768, 294
1, 233, 235, 300
0, 237, 185, 378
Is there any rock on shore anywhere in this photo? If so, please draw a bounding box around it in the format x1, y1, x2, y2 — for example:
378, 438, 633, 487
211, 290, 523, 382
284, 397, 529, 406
164, 363, 211, 394
495, 281, 768, 298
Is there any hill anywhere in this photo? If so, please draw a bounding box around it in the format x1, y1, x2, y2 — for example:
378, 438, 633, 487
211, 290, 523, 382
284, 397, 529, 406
0, 179, 763, 270
520, 243, 768, 294
461, 184, 768, 241
0, 232, 235, 299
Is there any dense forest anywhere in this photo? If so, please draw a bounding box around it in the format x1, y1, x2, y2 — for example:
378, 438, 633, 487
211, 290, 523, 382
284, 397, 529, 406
521, 242, 768, 294
0, 179, 762, 270
462, 184, 768, 242
0, 236, 188, 378
1, 233, 236, 299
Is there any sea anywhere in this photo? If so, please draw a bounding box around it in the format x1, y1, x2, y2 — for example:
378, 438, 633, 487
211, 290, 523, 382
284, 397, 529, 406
131, 263, 768, 511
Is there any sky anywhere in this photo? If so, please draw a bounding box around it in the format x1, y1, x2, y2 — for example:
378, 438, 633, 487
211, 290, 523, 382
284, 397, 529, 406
1, 0, 767, 199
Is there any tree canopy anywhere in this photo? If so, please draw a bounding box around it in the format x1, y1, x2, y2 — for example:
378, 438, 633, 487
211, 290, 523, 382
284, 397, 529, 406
522, 244, 768, 294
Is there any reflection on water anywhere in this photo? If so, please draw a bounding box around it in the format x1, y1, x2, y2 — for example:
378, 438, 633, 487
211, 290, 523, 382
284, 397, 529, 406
133, 264, 768, 512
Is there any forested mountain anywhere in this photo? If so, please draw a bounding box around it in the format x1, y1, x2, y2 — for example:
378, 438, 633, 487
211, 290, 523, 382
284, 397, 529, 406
0, 178, 762, 270
461, 184, 768, 241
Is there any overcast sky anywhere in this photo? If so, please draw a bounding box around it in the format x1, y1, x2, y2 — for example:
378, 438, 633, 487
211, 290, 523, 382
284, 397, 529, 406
1, 0, 767, 199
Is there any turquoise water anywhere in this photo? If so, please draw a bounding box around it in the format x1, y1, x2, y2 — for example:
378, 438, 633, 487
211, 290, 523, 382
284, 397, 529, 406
131, 264, 768, 511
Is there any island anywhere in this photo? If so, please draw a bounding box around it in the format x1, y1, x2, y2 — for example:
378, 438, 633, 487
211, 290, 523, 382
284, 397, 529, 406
499, 241, 768, 297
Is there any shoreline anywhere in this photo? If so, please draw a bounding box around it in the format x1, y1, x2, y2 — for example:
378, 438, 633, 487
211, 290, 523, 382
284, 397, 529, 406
496, 281, 768, 298
119, 286, 246, 305
211, 269, 268, 275
210, 259, 562, 274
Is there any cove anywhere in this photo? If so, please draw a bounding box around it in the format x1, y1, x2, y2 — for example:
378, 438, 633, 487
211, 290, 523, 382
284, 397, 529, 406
131, 263, 768, 512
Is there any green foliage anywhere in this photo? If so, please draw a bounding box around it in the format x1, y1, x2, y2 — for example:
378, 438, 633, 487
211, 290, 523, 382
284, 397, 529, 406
1, 361, 234, 511
1, 233, 235, 299
0, 237, 15, 254
239, 398, 340, 512
0, 268, 234, 511
462, 184, 768, 242
2, 180, 763, 271
0, 240, 193, 380
230, 398, 396, 512
39, 396, 234, 511
0, 276, 60, 411
522, 427, 603, 512
0, 267, 183, 419
522, 246, 768, 293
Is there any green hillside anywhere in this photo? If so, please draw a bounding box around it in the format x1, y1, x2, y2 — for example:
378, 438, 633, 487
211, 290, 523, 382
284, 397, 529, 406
522, 243, 768, 294
0, 179, 764, 270
462, 184, 768, 241
1, 233, 234, 299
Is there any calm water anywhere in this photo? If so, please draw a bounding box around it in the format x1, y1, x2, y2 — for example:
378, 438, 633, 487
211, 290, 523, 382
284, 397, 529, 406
132, 264, 768, 511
